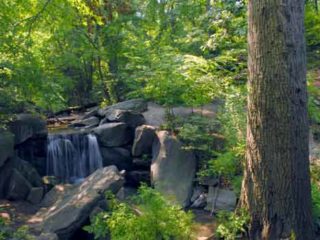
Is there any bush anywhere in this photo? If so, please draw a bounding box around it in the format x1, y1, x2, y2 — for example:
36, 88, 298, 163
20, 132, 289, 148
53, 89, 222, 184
84, 185, 193, 240
215, 209, 249, 240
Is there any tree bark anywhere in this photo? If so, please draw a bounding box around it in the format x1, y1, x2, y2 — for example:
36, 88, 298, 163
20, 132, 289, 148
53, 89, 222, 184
240, 1, 314, 239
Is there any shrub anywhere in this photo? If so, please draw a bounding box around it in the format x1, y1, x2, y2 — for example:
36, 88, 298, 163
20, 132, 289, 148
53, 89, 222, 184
84, 185, 193, 240
215, 209, 249, 240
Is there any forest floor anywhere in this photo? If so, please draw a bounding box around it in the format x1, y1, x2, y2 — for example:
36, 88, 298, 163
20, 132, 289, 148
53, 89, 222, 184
0, 199, 218, 239
192, 210, 216, 240
0, 200, 38, 232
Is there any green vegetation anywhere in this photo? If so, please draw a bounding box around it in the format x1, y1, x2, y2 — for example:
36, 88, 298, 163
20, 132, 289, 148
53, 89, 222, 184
84, 185, 193, 240
1, 0, 320, 238
0, 217, 34, 240
215, 209, 249, 240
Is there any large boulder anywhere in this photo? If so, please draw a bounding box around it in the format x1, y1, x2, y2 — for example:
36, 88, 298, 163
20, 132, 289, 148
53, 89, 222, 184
0, 131, 14, 168
93, 122, 132, 147
27, 187, 44, 204
6, 169, 32, 200
9, 114, 47, 145
30, 166, 124, 239
16, 158, 43, 187
80, 107, 100, 120
132, 125, 156, 157
101, 109, 146, 129
205, 187, 237, 213
0, 158, 15, 198
69, 116, 100, 128
0, 157, 43, 200
151, 131, 196, 207
100, 147, 132, 171
16, 136, 47, 176
98, 99, 148, 116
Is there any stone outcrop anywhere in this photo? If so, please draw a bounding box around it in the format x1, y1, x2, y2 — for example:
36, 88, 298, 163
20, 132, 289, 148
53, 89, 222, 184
30, 166, 124, 239
132, 125, 156, 157
6, 169, 33, 200
151, 131, 196, 207
100, 147, 132, 171
101, 109, 146, 129
0, 131, 14, 168
205, 187, 237, 213
93, 122, 132, 147
9, 114, 47, 145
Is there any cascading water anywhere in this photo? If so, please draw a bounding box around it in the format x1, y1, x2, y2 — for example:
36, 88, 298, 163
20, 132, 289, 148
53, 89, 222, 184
46, 133, 103, 183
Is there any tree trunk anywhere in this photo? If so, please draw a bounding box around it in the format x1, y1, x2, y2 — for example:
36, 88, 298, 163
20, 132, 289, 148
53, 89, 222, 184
240, 1, 314, 239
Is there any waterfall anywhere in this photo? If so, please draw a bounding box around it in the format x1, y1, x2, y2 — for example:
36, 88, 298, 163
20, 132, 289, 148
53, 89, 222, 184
46, 133, 103, 183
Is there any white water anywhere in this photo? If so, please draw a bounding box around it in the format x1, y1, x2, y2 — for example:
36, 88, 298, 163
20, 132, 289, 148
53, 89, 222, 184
46, 133, 103, 183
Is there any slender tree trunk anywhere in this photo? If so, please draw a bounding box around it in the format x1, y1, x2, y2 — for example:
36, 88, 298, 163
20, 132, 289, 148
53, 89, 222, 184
240, 1, 314, 239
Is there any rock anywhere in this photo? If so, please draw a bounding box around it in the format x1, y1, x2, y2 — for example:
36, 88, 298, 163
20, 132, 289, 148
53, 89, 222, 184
93, 122, 132, 147
198, 176, 219, 187
205, 187, 237, 213
0, 158, 15, 198
82, 116, 100, 127
16, 136, 47, 176
9, 114, 47, 145
142, 102, 166, 127
98, 99, 148, 116
81, 107, 100, 120
42, 176, 60, 193
190, 193, 207, 209
31, 166, 124, 239
27, 187, 44, 204
89, 206, 104, 220
40, 184, 75, 208
191, 186, 206, 203
0, 137, 42, 200
116, 187, 137, 201
0, 130, 14, 168
151, 131, 196, 207
69, 116, 100, 128
143, 102, 219, 127
6, 169, 32, 200
105, 109, 146, 129
16, 158, 43, 187
36, 232, 59, 240
125, 171, 150, 187
100, 147, 132, 170
132, 158, 151, 171
132, 125, 156, 157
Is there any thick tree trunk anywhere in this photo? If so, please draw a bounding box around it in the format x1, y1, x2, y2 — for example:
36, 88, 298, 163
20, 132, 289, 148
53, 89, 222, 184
240, 1, 314, 239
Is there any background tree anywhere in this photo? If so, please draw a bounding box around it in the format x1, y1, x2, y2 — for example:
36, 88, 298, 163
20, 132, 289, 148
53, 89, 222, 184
240, 1, 315, 239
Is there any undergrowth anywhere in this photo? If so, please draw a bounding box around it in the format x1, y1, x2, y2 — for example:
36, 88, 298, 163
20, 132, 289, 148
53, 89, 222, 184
84, 185, 193, 240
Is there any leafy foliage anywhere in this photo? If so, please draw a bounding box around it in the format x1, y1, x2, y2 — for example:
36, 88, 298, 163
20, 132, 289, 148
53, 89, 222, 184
84, 185, 193, 240
215, 209, 249, 240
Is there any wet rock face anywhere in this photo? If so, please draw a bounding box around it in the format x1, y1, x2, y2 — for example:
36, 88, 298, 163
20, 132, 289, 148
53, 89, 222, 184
151, 131, 196, 208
